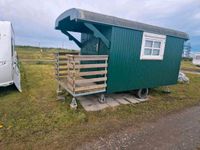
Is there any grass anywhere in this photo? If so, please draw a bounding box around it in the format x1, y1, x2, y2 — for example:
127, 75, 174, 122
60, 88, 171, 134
0, 47, 200, 149
16, 45, 78, 60
181, 60, 200, 71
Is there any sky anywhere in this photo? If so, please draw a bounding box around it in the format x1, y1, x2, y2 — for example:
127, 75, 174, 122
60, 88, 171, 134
0, 0, 200, 51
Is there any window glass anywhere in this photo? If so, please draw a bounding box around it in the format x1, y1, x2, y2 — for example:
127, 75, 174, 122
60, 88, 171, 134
144, 48, 152, 55
196, 56, 200, 60
153, 41, 161, 48
152, 49, 160, 55
145, 40, 153, 47
140, 32, 166, 60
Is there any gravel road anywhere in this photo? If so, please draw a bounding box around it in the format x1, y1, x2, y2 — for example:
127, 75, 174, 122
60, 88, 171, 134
79, 106, 200, 150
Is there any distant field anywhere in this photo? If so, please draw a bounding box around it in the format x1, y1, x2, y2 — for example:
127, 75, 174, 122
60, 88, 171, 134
181, 60, 200, 72
16, 46, 78, 60
0, 46, 200, 149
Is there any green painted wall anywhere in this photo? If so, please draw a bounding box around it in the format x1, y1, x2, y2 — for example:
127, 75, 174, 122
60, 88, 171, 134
80, 25, 185, 94
106, 27, 185, 93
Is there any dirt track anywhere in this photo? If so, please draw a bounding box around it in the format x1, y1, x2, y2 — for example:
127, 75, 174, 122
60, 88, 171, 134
79, 106, 200, 150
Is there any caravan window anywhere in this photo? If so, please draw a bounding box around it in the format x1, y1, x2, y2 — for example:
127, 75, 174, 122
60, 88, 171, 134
196, 55, 200, 60
140, 32, 166, 60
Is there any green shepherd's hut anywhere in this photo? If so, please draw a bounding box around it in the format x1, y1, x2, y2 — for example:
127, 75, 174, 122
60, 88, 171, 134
55, 8, 189, 106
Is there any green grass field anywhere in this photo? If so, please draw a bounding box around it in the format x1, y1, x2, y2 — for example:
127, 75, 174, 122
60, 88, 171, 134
181, 60, 200, 71
0, 46, 200, 149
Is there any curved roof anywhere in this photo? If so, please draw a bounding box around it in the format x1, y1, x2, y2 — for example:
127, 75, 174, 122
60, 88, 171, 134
55, 8, 189, 40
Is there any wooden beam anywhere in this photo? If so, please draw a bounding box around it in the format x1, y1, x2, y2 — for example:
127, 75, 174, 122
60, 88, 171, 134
61, 30, 82, 48
79, 70, 107, 76
84, 23, 110, 48
75, 84, 107, 92
75, 64, 108, 69
75, 77, 107, 84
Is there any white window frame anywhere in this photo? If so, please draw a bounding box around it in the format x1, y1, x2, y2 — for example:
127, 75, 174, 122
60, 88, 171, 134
140, 32, 166, 60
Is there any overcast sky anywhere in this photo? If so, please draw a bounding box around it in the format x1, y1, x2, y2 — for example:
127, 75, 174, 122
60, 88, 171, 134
0, 0, 200, 51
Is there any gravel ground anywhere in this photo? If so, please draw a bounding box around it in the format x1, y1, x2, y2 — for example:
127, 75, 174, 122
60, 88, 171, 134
79, 106, 200, 150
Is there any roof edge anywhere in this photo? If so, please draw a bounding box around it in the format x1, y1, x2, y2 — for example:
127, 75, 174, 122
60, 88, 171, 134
55, 8, 189, 40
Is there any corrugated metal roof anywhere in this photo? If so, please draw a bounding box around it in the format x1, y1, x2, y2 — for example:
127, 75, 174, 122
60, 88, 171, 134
55, 8, 189, 40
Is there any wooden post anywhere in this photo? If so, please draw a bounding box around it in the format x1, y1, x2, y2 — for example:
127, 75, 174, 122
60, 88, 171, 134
73, 55, 76, 95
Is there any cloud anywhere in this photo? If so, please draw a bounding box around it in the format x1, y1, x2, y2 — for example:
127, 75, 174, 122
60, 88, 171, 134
0, 0, 200, 50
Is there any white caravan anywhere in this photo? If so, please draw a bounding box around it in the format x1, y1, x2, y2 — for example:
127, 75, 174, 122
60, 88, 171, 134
0, 21, 21, 91
192, 52, 200, 66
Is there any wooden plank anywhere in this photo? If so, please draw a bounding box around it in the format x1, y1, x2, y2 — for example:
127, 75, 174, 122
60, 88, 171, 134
67, 77, 74, 85
75, 64, 108, 69
115, 98, 130, 105
112, 95, 130, 104
56, 76, 67, 79
56, 63, 67, 66
79, 70, 107, 76
73, 55, 108, 58
124, 97, 140, 104
56, 73, 67, 76
106, 97, 120, 107
75, 77, 107, 84
55, 52, 79, 55
75, 84, 106, 92
78, 96, 109, 111
67, 63, 74, 69
58, 58, 68, 61
58, 80, 73, 93
56, 68, 68, 71
74, 57, 108, 61
136, 98, 148, 102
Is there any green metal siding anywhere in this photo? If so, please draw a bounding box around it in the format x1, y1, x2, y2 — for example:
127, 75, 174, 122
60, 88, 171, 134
107, 27, 184, 93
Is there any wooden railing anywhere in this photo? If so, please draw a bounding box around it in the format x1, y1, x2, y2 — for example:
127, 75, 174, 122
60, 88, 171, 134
55, 53, 108, 97
55, 51, 79, 80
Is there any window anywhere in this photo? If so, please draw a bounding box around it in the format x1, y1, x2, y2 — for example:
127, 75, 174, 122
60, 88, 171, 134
196, 55, 200, 60
140, 32, 166, 60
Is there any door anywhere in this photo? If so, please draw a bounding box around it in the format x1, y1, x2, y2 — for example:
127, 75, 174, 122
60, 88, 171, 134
13, 51, 21, 92
0, 25, 13, 86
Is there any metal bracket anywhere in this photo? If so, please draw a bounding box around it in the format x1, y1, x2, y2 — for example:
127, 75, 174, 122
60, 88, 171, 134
61, 30, 82, 48
84, 22, 110, 48
70, 97, 78, 109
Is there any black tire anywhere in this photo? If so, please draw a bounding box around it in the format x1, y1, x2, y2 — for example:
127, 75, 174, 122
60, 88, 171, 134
136, 88, 149, 99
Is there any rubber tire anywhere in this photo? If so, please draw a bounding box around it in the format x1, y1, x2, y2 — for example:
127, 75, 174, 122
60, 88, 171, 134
136, 88, 149, 99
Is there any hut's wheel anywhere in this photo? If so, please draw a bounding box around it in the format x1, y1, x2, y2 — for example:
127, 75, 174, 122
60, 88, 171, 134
136, 88, 149, 99
98, 94, 106, 103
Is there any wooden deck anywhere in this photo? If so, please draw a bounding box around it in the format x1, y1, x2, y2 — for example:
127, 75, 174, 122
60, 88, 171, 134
55, 53, 108, 97
77, 93, 149, 111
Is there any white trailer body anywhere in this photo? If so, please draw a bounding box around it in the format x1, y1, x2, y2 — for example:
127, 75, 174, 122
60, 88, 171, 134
0, 21, 21, 91
192, 53, 200, 66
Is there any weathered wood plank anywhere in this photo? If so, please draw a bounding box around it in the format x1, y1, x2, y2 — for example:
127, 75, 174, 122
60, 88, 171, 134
124, 97, 140, 104
79, 70, 107, 76
106, 97, 120, 107
75, 77, 107, 84
58, 80, 73, 93
74, 57, 108, 61
78, 96, 109, 111
55, 52, 79, 55
73, 55, 108, 58
56, 73, 68, 76
114, 98, 130, 105
75, 84, 106, 92
56, 68, 68, 71
58, 58, 68, 61
75, 64, 108, 69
